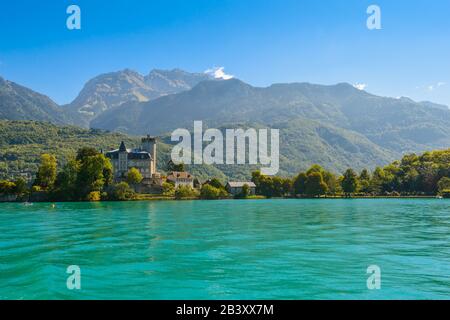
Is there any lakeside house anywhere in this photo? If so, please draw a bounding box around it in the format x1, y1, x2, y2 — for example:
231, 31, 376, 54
106, 136, 163, 192
226, 182, 256, 196
105, 136, 198, 193
167, 171, 194, 188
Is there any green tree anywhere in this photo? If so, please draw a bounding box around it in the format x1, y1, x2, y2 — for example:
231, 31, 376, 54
402, 168, 420, 193
305, 172, 328, 197
87, 191, 101, 201
167, 160, 185, 172
0, 180, 16, 195
304, 164, 339, 195
175, 185, 199, 199
258, 175, 271, 197
109, 182, 135, 201
236, 184, 251, 199
200, 184, 228, 200
258, 175, 279, 198
206, 178, 225, 190
76, 153, 113, 199
341, 168, 359, 196
306, 164, 325, 175
13, 177, 28, 196
293, 172, 308, 196
359, 169, 371, 194
35, 154, 57, 190
52, 159, 79, 201
271, 176, 285, 197
383, 163, 401, 192
76, 147, 99, 161
251, 170, 263, 194
162, 182, 175, 196
370, 167, 385, 194
437, 177, 450, 193
126, 167, 143, 186
360, 169, 371, 181
322, 171, 340, 195
282, 178, 293, 196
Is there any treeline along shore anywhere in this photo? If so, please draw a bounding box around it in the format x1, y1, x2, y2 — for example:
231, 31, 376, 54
1, 147, 450, 202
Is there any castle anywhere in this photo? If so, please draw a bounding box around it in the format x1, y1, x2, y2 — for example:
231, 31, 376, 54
106, 136, 159, 185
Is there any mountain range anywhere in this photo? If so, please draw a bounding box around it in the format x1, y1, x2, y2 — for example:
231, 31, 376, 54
0, 76, 72, 125
65, 68, 212, 126
1, 69, 450, 176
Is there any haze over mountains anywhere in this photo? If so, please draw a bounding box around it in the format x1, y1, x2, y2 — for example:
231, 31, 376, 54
1, 69, 450, 175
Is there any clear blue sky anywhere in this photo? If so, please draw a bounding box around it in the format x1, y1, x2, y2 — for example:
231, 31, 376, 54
0, 0, 449, 106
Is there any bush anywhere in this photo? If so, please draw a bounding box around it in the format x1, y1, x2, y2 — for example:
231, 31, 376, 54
13, 178, 28, 196
109, 182, 135, 201
205, 178, 225, 189
31, 185, 42, 192
175, 185, 199, 199
87, 191, 101, 201
126, 167, 143, 185
437, 177, 450, 193
235, 184, 250, 199
0, 180, 16, 195
200, 184, 228, 200
162, 182, 175, 196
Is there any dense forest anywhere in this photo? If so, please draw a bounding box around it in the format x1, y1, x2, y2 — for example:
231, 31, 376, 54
1, 145, 449, 200
251, 149, 450, 198
0, 120, 226, 182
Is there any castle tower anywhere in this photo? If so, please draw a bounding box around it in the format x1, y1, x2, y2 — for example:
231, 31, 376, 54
141, 135, 157, 175
118, 141, 128, 177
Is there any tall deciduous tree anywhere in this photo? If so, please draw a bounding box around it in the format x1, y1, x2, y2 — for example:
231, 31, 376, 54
359, 169, 371, 193
53, 159, 79, 201
13, 178, 28, 196
35, 154, 57, 190
126, 167, 143, 186
341, 168, 359, 196
305, 172, 328, 197
293, 172, 308, 195
76, 153, 112, 199
239, 184, 251, 198
437, 177, 450, 193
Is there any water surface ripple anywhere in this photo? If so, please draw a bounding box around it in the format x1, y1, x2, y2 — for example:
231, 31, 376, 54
0, 199, 449, 299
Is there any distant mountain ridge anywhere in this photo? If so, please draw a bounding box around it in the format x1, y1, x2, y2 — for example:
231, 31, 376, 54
92, 79, 450, 152
65, 68, 212, 125
1, 70, 450, 175
0, 76, 71, 125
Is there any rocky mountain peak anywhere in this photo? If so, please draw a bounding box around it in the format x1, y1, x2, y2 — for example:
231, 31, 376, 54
67, 68, 211, 121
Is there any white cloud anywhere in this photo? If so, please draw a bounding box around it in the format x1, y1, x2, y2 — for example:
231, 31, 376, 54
353, 83, 367, 91
205, 67, 234, 80
425, 82, 446, 91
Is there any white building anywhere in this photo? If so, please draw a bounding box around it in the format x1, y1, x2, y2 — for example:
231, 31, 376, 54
166, 171, 194, 188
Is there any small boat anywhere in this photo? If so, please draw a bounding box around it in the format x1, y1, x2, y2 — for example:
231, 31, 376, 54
436, 195, 443, 199
23, 202, 33, 206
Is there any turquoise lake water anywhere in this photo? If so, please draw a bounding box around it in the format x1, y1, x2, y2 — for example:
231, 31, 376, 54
0, 199, 449, 300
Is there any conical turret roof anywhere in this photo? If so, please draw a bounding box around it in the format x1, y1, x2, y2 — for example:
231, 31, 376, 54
119, 141, 127, 152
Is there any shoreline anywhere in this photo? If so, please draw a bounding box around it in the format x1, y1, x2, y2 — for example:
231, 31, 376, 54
0, 195, 446, 204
